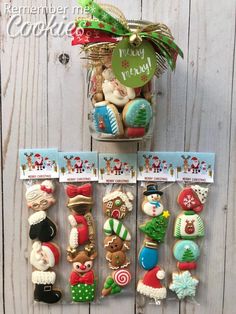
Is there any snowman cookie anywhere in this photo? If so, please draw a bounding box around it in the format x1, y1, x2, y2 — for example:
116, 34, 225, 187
122, 98, 152, 138
103, 190, 133, 219
102, 68, 135, 107
93, 101, 124, 136
142, 184, 164, 217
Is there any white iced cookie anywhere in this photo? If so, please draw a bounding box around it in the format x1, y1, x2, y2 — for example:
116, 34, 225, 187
102, 68, 135, 107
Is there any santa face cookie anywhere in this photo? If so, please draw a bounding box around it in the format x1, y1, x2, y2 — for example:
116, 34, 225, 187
93, 101, 124, 136
142, 184, 164, 217
102, 68, 135, 107
174, 210, 204, 239
102, 269, 132, 297
103, 190, 133, 219
104, 235, 130, 269
30, 241, 60, 271
67, 250, 97, 302
177, 185, 208, 213
169, 271, 199, 299
25, 180, 56, 211
173, 240, 200, 270
137, 266, 167, 302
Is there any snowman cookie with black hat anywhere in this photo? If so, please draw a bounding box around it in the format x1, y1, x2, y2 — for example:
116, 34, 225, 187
142, 184, 164, 217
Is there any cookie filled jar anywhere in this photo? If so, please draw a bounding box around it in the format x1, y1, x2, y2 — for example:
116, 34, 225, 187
71, 0, 183, 141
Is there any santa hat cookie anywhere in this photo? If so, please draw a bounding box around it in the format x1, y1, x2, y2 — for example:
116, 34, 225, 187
103, 190, 134, 219
177, 185, 209, 213
30, 241, 60, 271
137, 266, 167, 302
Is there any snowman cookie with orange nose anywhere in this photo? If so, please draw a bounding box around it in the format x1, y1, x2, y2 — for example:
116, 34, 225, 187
142, 184, 164, 217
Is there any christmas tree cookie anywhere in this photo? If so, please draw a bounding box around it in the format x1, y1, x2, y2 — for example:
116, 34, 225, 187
173, 240, 200, 270
174, 211, 204, 239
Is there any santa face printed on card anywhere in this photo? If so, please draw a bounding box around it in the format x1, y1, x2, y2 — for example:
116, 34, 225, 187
142, 184, 164, 217
152, 156, 161, 173
34, 153, 43, 170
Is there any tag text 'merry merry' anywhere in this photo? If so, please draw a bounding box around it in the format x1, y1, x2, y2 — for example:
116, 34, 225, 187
119, 47, 145, 60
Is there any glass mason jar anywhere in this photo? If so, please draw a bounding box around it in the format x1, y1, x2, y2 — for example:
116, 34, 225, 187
86, 21, 156, 142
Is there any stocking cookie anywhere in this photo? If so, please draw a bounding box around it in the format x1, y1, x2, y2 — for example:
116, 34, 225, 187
177, 185, 209, 213
30, 241, 60, 271
174, 211, 204, 239
32, 271, 62, 303
122, 98, 152, 138
93, 101, 124, 136
137, 266, 167, 302
102, 68, 135, 107
25, 180, 56, 211
104, 235, 130, 269
28, 211, 57, 242
103, 218, 131, 241
173, 240, 200, 270
103, 190, 133, 219
102, 269, 132, 297
169, 271, 199, 299
67, 250, 97, 302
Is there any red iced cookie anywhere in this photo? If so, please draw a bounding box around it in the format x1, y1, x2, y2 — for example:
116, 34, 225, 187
177, 185, 209, 213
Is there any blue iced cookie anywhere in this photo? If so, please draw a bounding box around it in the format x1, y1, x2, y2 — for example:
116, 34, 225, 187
93, 101, 124, 136
122, 98, 152, 128
173, 240, 200, 270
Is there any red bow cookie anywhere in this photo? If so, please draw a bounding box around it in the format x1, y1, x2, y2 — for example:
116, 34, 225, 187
40, 185, 53, 194
66, 183, 92, 198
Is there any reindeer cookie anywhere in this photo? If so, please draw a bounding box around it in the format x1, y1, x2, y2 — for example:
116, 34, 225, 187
25, 180, 56, 211
67, 250, 97, 302
174, 211, 204, 239
103, 190, 133, 219
104, 235, 130, 269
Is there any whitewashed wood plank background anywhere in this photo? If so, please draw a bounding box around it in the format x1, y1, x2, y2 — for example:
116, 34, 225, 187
1, 0, 235, 313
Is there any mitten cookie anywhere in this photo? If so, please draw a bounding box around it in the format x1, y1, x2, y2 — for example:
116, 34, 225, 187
28, 211, 57, 242
139, 241, 158, 270
177, 185, 209, 213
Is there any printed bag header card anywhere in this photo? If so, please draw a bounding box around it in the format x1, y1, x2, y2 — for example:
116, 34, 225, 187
99, 153, 137, 183
59, 152, 98, 182
138, 152, 215, 183
19, 149, 59, 179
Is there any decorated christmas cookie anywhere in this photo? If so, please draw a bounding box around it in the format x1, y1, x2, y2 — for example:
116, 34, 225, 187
102, 269, 132, 297
25, 180, 56, 211
122, 98, 152, 137
67, 250, 97, 302
93, 101, 124, 136
174, 211, 204, 239
103, 218, 131, 241
173, 240, 200, 270
137, 266, 167, 302
142, 184, 164, 217
139, 241, 158, 270
104, 235, 130, 269
139, 210, 170, 243
169, 271, 199, 299
102, 68, 135, 107
32, 271, 62, 303
30, 241, 60, 271
28, 211, 57, 242
177, 185, 209, 213
66, 183, 93, 214
103, 190, 133, 219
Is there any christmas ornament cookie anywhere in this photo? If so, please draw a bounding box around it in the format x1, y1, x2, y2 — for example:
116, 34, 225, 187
93, 101, 124, 136
122, 98, 152, 137
104, 235, 130, 269
103, 190, 133, 219
102, 68, 135, 107
30, 241, 60, 271
139, 210, 170, 243
169, 271, 199, 299
103, 218, 131, 241
67, 250, 97, 302
28, 211, 57, 242
177, 185, 209, 213
139, 241, 158, 270
142, 184, 164, 217
102, 269, 132, 297
173, 240, 200, 270
137, 266, 167, 302
66, 183, 93, 214
32, 271, 62, 303
25, 180, 56, 211
174, 211, 204, 239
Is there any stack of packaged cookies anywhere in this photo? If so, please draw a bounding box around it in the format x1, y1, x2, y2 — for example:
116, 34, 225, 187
65, 183, 97, 302
169, 185, 209, 299
101, 189, 134, 297
26, 180, 62, 303
137, 184, 170, 304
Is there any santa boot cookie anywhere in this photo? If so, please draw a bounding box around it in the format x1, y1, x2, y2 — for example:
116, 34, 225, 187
32, 271, 62, 303
137, 266, 167, 302
28, 211, 57, 242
